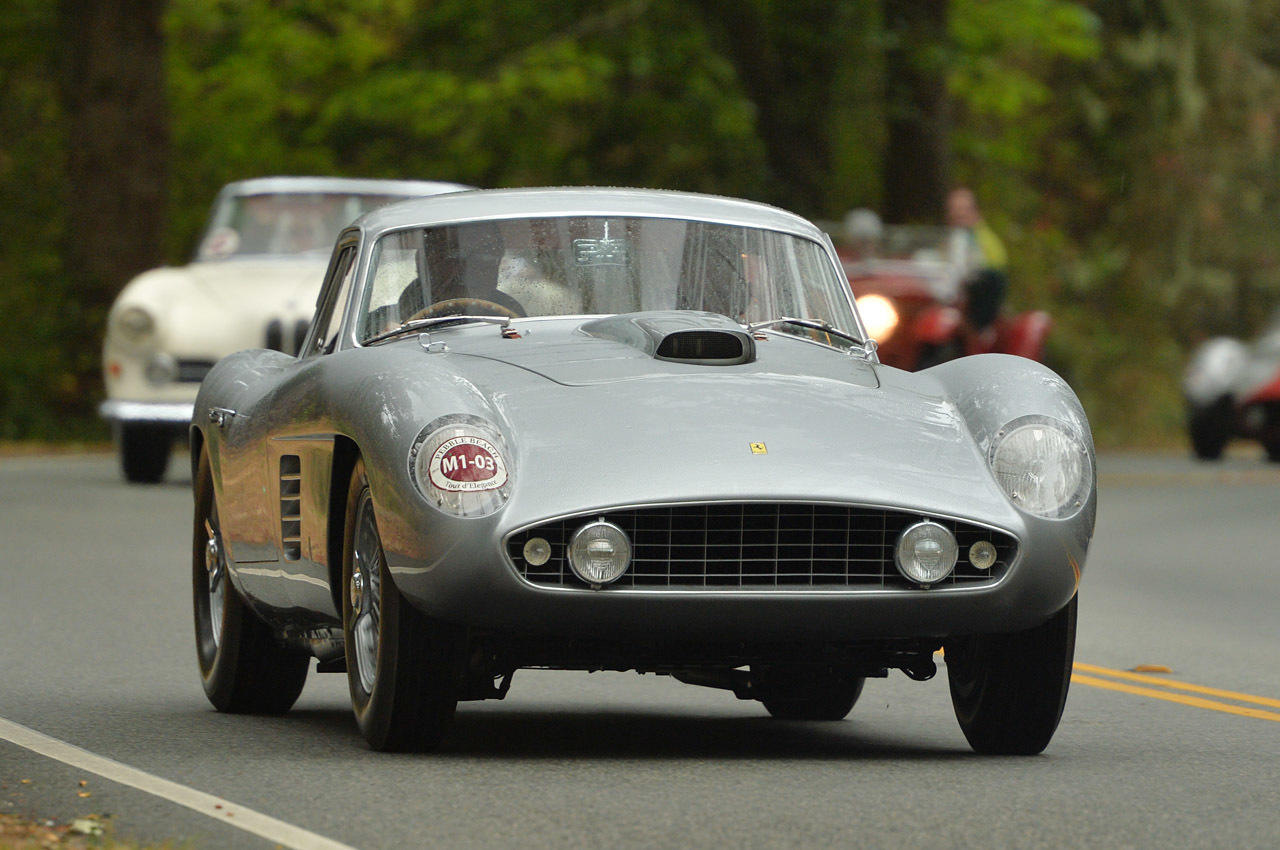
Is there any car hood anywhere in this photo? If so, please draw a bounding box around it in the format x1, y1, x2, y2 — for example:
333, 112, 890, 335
446, 313, 878, 389
108, 259, 328, 355
401, 317, 1017, 529
183, 257, 329, 309
141, 259, 327, 317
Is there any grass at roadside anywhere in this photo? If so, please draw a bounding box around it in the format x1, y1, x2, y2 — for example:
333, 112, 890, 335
0, 813, 185, 849
0, 442, 111, 458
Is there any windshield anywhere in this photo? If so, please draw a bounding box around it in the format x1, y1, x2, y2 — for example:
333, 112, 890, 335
358, 216, 859, 346
197, 192, 415, 260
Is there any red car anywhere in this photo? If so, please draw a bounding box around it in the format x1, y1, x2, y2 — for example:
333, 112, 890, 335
837, 227, 1050, 371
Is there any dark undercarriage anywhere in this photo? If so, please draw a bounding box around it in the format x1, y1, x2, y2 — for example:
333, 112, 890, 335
295, 626, 942, 702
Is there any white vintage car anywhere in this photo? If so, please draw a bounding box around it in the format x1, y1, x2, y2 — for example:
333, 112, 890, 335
101, 176, 470, 482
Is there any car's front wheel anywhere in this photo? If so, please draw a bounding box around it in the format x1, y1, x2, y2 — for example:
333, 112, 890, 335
755, 665, 866, 721
945, 596, 1077, 755
119, 423, 172, 483
1187, 397, 1232, 460
193, 446, 309, 713
342, 459, 464, 751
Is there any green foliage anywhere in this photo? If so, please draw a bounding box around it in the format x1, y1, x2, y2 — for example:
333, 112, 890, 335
3, 0, 1279, 447
945, 0, 1280, 445
0, 0, 101, 439
164, 0, 768, 258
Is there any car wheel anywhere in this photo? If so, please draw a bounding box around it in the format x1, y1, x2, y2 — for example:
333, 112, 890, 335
342, 459, 463, 752
945, 596, 1077, 755
193, 446, 309, 713
1187, 397, 1231, 460
755, 666, 866, 721
119, 423, 172, 483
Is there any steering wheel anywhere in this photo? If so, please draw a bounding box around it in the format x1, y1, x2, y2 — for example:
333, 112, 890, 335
408, 297, 523, 323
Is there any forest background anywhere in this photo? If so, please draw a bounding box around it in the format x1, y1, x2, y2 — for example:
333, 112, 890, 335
3, 0, 1280, 448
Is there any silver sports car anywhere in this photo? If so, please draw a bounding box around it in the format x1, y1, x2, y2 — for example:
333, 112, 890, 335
191, 187, 1096, 754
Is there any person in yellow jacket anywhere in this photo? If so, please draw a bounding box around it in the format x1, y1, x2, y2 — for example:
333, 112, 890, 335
946, 187, 1008, 330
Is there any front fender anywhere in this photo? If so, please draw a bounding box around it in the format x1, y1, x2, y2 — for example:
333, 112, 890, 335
924, 354, 1096, 583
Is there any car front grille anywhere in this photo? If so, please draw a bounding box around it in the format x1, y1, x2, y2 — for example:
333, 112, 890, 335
265, 319, 311, 355
175, 360, 216, 383
506, 503, 1017, 590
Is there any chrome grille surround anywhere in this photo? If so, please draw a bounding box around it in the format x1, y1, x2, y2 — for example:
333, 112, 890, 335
505, 502, 1018, 591
176, 359, 216, 383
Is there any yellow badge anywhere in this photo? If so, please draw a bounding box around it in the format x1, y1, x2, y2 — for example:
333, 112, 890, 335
749, 442, 768, 455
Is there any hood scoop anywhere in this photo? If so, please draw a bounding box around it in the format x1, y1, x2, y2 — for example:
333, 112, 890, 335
580, 311, 755, 366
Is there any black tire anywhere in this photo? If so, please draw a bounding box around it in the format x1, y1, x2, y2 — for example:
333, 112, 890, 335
193, 447, 309, 713
119, 423, 172, 483
1264, 441, 1280, 463
342, 459, 463, 752
945, 596, 1077, 755
1188, 398, 1231, 460
756, 666, 866, 721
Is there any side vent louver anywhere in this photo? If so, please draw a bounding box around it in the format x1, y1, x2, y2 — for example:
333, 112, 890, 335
279, 455, 302, 561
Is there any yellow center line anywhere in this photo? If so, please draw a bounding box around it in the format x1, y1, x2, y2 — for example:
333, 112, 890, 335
1073, 662, 1280, 709
1071, 674, 1280, 723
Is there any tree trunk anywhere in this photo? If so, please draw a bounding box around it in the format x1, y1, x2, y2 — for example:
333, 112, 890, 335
693, 0, 865, 216
882, 0, 949, 223
58, 0, 168, 331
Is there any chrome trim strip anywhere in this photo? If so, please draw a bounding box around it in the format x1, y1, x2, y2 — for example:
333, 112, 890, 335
98, 400, 195, 424
500, 499, 1023, 596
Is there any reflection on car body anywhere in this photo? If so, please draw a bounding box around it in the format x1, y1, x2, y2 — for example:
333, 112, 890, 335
191, 187, 1096, 754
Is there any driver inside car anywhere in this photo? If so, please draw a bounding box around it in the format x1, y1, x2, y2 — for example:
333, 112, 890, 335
398, 222, 526, 321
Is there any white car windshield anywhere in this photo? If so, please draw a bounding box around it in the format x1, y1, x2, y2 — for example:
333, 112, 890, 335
197, 192, 414, 260
358, 216, 859, 346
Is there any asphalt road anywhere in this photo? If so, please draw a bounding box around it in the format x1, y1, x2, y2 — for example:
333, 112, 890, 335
2, 451, 1278, 849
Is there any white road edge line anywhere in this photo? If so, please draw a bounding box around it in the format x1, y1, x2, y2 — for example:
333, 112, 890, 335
0, 716, 356, 850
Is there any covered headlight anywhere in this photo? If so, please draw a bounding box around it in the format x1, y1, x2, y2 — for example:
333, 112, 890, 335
855, 294, 899, 343
989, 415, 1092, 519
568, 520, 631, 586
114, 306, 156, 345
409, 414, 512, 517
894, 520, 958, 586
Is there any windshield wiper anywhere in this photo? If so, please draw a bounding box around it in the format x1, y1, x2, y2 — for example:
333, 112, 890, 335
364, 314, 512, 346
746, 316, 864, 346
745, 316, 878, 360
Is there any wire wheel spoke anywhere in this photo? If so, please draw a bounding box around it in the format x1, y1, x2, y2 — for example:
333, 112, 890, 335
204, 505, 226, 649
351, 495, 383, 695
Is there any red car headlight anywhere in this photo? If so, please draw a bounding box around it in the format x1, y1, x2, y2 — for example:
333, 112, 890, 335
855, 294, 899, 343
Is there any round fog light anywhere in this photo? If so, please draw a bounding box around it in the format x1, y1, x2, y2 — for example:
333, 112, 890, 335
894, 520, 958, 586
969, 540, 997, 571
522, 537, 552, 567
567, 520, 631, 587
